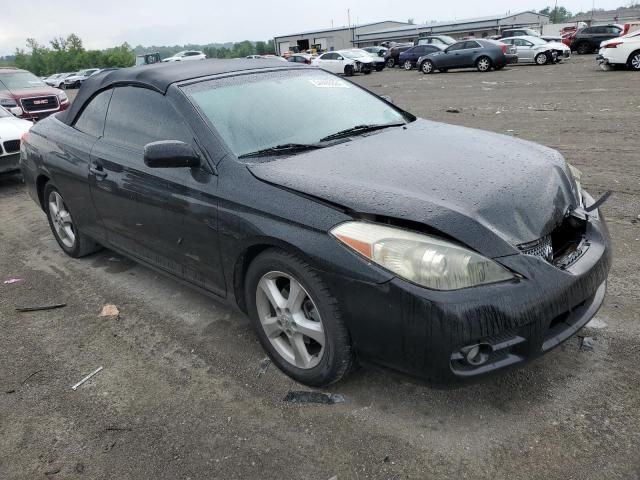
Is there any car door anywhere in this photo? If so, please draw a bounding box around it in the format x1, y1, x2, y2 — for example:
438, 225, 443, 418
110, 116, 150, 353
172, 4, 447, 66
440, 42, 465, 67
316, 52, 337, 73
514, 39, 535, 61
88, 86, 225, 295
456, 41, 481, 67
411, 46, 428, 63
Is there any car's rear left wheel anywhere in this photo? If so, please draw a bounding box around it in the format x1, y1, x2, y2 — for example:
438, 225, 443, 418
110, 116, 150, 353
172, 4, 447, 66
245, 249, 353, 387
476, 56, 492, 72
44, 184, 101, 258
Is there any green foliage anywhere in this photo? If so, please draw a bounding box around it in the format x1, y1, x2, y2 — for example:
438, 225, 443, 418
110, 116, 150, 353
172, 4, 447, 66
11, 34, 135, 76
539, 5, 573, 23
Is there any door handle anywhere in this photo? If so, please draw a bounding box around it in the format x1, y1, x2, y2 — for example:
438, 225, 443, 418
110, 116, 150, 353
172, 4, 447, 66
90, 165, 108, 179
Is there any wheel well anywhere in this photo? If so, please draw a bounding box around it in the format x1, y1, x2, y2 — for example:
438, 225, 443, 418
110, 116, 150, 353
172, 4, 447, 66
36, 174, 50, 210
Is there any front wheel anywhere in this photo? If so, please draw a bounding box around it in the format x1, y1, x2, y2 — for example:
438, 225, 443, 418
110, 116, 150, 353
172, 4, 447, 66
576, 42, 591, 55
386, 58, 395, 68
245, 249, 354, 387
403, 60, 412, 70
535, 52, 549, 65
476, 56, 492, 72
344, 65, 354, 76
421, 60, 434, 74
44, 184, 101, 258
628, 51, 640, 70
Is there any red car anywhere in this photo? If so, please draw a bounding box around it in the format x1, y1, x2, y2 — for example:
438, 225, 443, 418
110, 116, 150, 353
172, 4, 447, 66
0, 68, 70, 121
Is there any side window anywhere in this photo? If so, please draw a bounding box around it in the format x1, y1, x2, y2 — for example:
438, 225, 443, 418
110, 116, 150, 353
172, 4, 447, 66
463, 41, 480, 49
103, 86, 192, 150
582, 27, 594, 34
447, 42, 465, 52
73, 89, 113, 138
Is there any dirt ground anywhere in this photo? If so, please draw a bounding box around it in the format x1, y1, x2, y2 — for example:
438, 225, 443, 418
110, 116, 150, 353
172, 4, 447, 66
1, 56, 639, 480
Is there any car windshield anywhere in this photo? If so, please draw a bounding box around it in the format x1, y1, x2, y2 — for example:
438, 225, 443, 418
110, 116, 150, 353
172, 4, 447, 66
528, 37, 548, 45
341, 51, 364, 59
0, 72, 46, 90
184, 69, 408, 158
437, 36, 456, 45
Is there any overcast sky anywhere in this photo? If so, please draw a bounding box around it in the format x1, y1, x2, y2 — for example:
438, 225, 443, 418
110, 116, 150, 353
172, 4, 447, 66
0, 0, 626, 55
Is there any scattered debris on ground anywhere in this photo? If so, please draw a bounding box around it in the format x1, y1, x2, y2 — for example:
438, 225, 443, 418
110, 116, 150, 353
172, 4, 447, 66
579, 336, 595, 351
22, 369, 43, 384
71, 366, 104, 391
284, 391, 345, 405
15, 303, 66, 312
100, 304, 120, 318
445, 108, 460, 113
3, 278, 23, 285
257, 357, 271, 377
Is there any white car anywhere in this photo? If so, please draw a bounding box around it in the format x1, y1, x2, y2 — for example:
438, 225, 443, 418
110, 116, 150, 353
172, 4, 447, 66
348, 48, 386, 71
0, 106, 32, 175
598, 30, 640, 70
312, 50, 373, 75
501, 36, 571, 64
163, 51, 207, 62
64, 69, 100, 88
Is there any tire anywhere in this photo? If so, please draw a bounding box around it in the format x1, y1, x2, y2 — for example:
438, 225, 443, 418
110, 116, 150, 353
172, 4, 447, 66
627, 50, 640, 70
375, 65, 385, 71
403, 60, 413, 70
438, 68, 448, 73
386, 58, 395, 68
576, 42, 591, 55
421, 59, 434, 74
535, 52, 549, 65
476, 56, 492, 72
245, 249, 354, 387
44, 183, 101, 258
344, 65, 354, 76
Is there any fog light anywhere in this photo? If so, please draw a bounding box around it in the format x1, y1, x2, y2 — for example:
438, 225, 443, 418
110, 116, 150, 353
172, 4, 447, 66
462, 344, 491, 366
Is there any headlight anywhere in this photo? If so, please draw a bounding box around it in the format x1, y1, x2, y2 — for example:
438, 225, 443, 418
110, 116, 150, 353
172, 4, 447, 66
0, 95, 17, 108
331, 222, 515, 290
567, 163, 583, 206
57, 90, 68, 102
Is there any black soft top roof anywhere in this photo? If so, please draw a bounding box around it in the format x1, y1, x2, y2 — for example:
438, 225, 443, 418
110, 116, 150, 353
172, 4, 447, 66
61, 58, 300, 125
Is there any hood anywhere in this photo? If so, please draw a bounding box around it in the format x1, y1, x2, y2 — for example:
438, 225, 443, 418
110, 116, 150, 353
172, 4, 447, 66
0, 116, 32, 139
3, 87, 61, 97
248, 119, 580, 258
546, 41, 570, 50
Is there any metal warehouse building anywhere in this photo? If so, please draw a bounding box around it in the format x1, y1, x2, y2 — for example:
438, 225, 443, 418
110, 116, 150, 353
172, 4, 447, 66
354, 11, 550, 46
273, 20, 409, 55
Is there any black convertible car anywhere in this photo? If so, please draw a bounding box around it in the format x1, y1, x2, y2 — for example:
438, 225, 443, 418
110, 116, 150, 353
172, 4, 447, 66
20, 60, 610, 386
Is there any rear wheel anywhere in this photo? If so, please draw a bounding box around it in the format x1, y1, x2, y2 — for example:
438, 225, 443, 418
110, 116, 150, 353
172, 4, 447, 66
476, 56, 492, 72
627, 50, 640, 70
44, 184, 101, 258
535, 52, 549, 65
386, 58, 395, 68
245, 249, 354, 387
344, 65, 354, 76
403, 60, 413, 70
576, 42, 591, 55
421, 60, 434, 74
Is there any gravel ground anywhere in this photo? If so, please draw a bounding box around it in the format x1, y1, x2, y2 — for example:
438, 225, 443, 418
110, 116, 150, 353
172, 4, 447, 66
1, 56, 639, 480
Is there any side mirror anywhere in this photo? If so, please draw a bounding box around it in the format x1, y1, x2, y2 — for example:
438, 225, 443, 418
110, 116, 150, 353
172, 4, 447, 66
337, 56, 343, 60
380, 95, 394, 104
144, 140, 201, 169
9, 106, 23, 117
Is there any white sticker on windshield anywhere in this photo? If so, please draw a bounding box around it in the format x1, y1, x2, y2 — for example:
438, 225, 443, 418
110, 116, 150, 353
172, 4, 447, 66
308, 79, 350, 88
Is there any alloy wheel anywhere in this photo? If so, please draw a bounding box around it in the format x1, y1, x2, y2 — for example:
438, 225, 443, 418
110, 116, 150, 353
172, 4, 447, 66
48, 191, 75, 248
630, 53, 640, 70
421, 61, 433, 74
404, 60, 412, 70
255, 271, 325, 369
535, 53, 548, 65
477, 58, 491, 71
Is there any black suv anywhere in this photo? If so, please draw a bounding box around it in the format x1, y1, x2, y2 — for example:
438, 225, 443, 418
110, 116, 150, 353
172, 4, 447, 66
384, 44, 413, 68
572, 25, 622, 54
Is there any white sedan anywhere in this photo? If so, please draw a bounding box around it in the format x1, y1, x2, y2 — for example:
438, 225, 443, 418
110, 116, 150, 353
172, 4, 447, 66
311, 50, 373, 75
163, 51, 207, 62
598, 30, 640, 70
501, 36, 571, 64
0, 106, 32, 175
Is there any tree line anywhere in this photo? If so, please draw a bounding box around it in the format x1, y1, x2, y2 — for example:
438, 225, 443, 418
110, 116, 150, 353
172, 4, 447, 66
7, 34, 276, 76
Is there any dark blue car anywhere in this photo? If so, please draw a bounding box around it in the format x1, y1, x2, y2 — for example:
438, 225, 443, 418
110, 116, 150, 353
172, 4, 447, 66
398, 44, 444, 70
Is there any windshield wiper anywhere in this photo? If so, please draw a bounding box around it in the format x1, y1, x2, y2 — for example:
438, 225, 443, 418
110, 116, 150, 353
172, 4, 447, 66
238, 143, 325, 159
319, 123, 405, 142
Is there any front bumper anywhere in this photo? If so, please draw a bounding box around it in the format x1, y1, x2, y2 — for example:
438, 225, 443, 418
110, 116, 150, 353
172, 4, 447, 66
322, 193, 610, 384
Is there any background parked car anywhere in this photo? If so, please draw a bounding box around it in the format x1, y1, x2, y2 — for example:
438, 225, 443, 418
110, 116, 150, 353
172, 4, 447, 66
349, 48, 386, 71
0, 68, 69, 121
572, 25, 623, 54
384, 43, 413, 68
415, 35, 456, 47
501, 36, 570, 64
312, 50, 372, 75
597, 29, 640, 70
400, 44, 445, 70
419, 39, 517, 74
362, 46, 388, 58
64, 69, 100, 89
286, 54, 313, 64
0, 105, 32, 175
163, 50, 207, 62
46, 72, 75, 89
499, 28, 542, 39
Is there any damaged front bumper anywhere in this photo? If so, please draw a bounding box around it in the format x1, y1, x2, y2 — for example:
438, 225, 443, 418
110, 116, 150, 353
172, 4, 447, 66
322, 190, 611, 384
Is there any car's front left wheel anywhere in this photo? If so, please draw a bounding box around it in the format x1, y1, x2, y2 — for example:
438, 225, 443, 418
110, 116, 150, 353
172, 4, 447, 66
44, 184, 101, 258
535, 52, 549, 65
245, 249, 353, 387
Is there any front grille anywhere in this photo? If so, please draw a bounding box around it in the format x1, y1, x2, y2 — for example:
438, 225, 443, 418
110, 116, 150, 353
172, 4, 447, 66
3, 140, 20, 154
20, 95, 59, 112
518, 235, 553, 262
